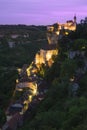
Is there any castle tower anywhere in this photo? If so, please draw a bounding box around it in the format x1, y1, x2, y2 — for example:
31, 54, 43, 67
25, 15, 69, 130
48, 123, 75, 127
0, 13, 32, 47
74, 15, 76, 23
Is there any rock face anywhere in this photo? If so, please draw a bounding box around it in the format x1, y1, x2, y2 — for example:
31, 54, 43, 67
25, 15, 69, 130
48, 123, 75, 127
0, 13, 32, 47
8, 41, 15, 48
71, 83, 79, 97
47, 32, 58, 45
69, 82, 79, 97
35, 48, 58, 68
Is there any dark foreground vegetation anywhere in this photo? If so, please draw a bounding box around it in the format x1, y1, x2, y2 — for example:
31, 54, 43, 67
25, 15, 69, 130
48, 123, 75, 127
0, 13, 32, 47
0, 25, 47, 126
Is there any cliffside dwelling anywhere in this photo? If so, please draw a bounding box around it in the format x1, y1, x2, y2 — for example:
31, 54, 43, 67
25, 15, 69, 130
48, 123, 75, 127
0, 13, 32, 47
35, 16, 76, 68
35, 44, 58, 68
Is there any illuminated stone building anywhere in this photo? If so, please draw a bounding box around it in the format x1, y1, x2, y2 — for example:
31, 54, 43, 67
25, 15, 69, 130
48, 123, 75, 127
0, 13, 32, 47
35, 44, 58, 68
47, 16, 77, 44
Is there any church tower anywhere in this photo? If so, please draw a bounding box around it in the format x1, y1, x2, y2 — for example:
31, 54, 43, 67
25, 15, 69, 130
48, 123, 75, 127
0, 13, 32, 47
74, 15, 76, 23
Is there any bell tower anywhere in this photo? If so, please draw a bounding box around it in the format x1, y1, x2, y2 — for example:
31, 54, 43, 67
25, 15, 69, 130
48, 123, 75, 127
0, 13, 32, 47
74, 15, 76, 23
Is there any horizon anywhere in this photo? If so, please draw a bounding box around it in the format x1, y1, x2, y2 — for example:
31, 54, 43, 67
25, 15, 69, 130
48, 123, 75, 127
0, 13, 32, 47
0, 0, 87, 25
0, 15, 86, 26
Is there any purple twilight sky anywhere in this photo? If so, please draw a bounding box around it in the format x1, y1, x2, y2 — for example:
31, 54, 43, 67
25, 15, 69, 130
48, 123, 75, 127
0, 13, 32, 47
0, 0, 87, 25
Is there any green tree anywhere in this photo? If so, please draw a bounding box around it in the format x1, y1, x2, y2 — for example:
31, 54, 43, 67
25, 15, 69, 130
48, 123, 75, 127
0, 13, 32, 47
0, 109, 6, 127
60, 59, 77, 79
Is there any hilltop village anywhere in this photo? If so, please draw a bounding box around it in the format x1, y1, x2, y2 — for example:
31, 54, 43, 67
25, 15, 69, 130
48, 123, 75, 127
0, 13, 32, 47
1, 16, 87, 130
35, 16, 76, 68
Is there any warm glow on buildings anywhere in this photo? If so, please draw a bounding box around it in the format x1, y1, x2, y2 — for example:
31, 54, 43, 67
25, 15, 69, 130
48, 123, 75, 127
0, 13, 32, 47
47, 26, 54, 32
31, 68, 38, 73
65, 32, 69, 35
16, 82, 37, 91
56, 31, 60, 35
35, 52, 45, 65
70, 76, 75, 82
33, 85, 37, 95
46, 51, 52, 61
26, 63, 33, 76
35, 49, 58, 68
26, 68, 30, 76
16, 79, 19, 83
46, 50, 58, 61
28, 95, 32, 102
64, 25, 68, 30
33, 89, 37, 95
47, 16, 76, 44
17, 68, 21, 74
66, 25, 76, 31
